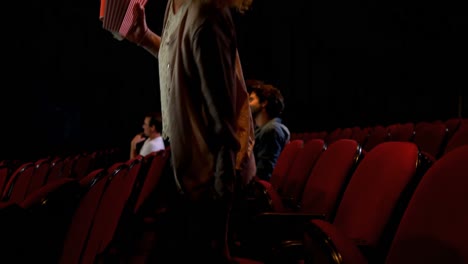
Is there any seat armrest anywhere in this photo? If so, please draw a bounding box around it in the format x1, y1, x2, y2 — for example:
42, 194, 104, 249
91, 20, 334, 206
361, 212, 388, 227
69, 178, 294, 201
303, 219, 367, 264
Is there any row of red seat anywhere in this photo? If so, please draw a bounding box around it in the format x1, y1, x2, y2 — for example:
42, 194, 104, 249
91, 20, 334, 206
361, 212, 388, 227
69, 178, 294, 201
0, 148, 122, 205
1, 115, 467, 263
231, 133, 468, 263
290, 117, 468, 160
0, 147, 172, 264
303, 144, 468, 264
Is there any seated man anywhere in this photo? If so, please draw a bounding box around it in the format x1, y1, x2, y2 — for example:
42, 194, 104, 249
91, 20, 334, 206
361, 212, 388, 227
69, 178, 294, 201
130, 112, 165, 159
248, 81, 290, 181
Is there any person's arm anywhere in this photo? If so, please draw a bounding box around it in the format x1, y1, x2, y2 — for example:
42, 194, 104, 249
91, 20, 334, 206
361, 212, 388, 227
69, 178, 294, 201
138, 30, 162, 58
130, 133, 146, 159
130, 147, 137, 160
118, 3, 162, 58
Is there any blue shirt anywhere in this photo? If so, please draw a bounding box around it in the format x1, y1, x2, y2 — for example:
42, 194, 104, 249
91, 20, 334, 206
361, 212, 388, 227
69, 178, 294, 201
253, 117, 290, 181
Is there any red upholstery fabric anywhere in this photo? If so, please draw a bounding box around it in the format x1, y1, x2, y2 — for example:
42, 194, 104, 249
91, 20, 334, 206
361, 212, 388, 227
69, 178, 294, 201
270, 140, 304, 193
133, 149, 171, 214
333, 142, 420, 249
443, 119, 468, 155
444, 117, 462, 142
325, 128, 343, 145
385, 145, 468, 264
281, 139, 326, 206
387, 123, 414, 142
301, 139, 363, 220
27, 158, 51, 196
413, 121, 447, 159
1, 162, 35, 203
46, 157, 65, 184
351, 127, 370, 146
80, 163, 131, 264
363, 125, 389, 152
59, 164, 117, 264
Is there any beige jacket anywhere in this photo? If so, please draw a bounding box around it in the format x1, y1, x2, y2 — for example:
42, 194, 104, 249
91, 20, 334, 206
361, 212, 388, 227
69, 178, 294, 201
160, 0, 255, 200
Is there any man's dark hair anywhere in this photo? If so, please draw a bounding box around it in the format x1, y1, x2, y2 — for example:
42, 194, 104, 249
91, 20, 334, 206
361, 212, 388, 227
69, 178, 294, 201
246, 79, 265, 93
250, 83, 285, 118
146, 112, 163, 132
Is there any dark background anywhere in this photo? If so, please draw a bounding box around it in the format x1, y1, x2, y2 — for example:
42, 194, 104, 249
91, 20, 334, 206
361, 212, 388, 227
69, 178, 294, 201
1, 0, 467, 161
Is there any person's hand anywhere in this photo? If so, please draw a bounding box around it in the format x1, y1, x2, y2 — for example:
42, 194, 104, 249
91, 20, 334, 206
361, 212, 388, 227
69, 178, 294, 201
131, 133, 146, 148
125, 2, 149, 45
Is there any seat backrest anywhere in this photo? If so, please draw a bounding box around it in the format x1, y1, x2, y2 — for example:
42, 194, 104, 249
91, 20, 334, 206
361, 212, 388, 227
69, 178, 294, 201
78, 168, 106, 189
270, 139, 304, 192
79, 162, 132, 264
443, 119, 468, 156
332, 142, 428, 253
122, 155, 145, 208
133, 149, 171, 214
242, 139, 305, 214
0, 163, 14, 196
303, 132, 319, 142
290, 132, 304, 141
61, 154, 80, 179
387, 123, 415, 142
280, 139, 326, 207
58, 163, 118, 264
300, 139, 364, 221
363, 125, 389, 152
351, 127, 370, 146
2, 162, 36, 203
338, 128, 353, 140
385, 145, 468, 264
27, 158, 51, 196
46, 157, 65, 184
413, 121, 447, 159
128, 152, 157, 207
444, 117, 462, 142
304, 131, 328, 141
73, 152, 97, 180
325, 128, 343, 145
